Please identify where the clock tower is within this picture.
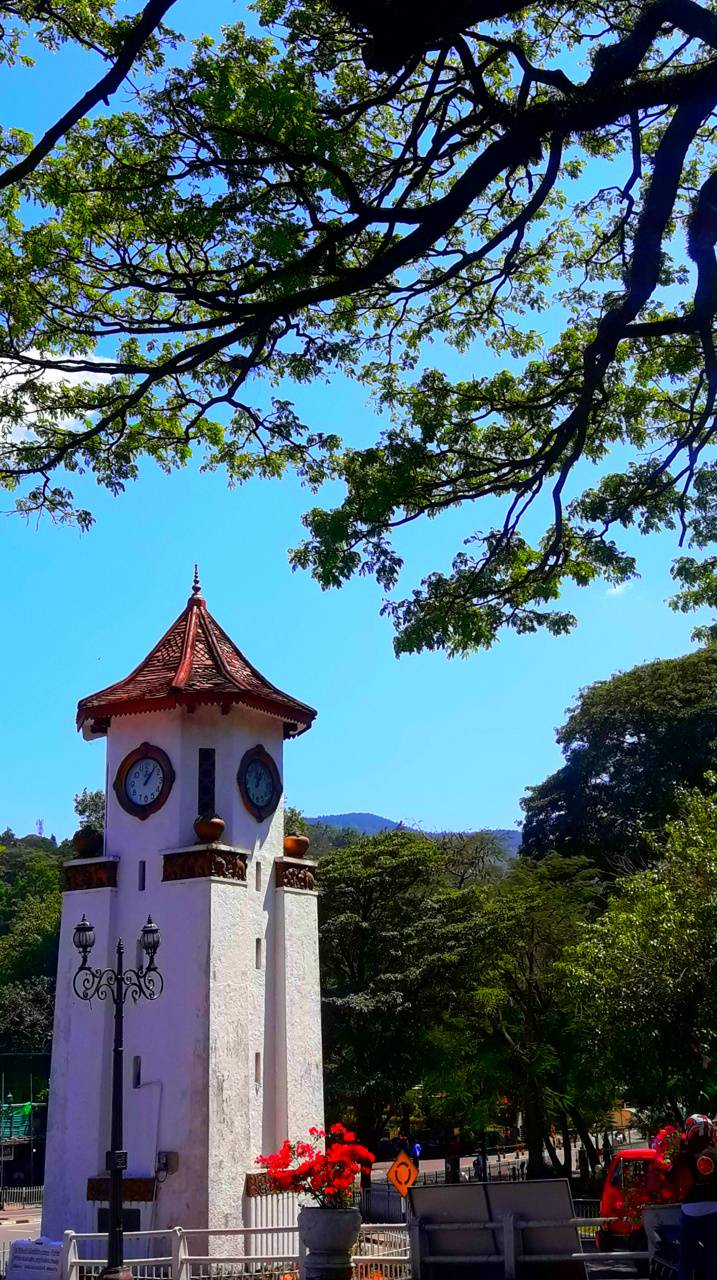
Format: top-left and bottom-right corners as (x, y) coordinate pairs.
(42, 573), (323, 1238)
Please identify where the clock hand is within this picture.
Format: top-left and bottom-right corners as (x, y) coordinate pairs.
(144, 765), (156, 785)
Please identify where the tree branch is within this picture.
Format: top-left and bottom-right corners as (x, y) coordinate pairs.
(0, 0), (177, 192)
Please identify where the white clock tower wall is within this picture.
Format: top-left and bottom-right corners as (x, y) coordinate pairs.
(101, 707), (286, 1230)
(42, 888), (115, 1236)
(43, 579), (322, 1240)
(103, 706), (285, 857)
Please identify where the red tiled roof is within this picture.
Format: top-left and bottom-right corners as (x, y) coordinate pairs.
(77, 578), (316, 738)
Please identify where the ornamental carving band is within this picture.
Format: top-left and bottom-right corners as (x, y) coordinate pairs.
(63, 860), (118, 893)
(245, 1172), (275, 1197)
(276, 861), (316, 891)
(162, 848), (247, 883)
(87, 1177), (156, 1203)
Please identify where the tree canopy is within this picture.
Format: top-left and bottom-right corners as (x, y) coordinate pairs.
(0, 827), (62, 1095)
(318, 829), (495, 1140)
(570, 784), (717, 1114)
(449, 852), (609, 1177)
(73, 787), (105, 833)
(5, 2), (717, 650)
(521, 643), (717, 872)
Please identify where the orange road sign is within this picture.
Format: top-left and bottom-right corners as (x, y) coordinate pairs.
(387, 1151), (418, 1197)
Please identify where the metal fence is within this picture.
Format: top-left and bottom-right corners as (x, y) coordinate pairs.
(573, 1198), (600, 1242)
(57, 1222), (411, 1280)
(1, 1185), (44, 1209)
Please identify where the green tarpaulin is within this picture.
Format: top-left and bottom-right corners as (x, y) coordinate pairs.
(0, 1103), (32, 1140)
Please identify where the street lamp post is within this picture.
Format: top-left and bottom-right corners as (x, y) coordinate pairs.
(72, 916), (163, 1280)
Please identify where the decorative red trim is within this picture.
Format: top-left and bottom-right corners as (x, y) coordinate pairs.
(171, 596), (201, 689)
(76, 590), (316, 736)
(245, 1172), (280, 1197)
(162, 847), (247, 882)
(80, 691), (310, 738)
(63, 860), (118, 892)
(113, 743), (175, 821)
(275, 859), (316, 891)
(237, 745), (282, 822)
(87, 1177), (155, 1203)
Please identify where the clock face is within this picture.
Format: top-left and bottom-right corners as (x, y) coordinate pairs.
(113, 743), (175, 820)
(125, 757), (165, 808)
(245, 759), (275, 809)
(238, 745), (282, 821)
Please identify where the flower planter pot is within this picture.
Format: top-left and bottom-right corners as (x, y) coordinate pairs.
(298, 1205), (361, 1280)
(72, 827), (103, 858)
(284, 833), (310, 858)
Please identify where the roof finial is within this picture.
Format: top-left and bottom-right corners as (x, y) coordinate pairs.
(192, 564), (201, 597)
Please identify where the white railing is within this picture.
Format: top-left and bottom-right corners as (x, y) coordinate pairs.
(1, 1185), (44, 1208)
(61, 1222), (410, 1280)
(353, 1225), (411, 1280)
(244, 1191), (299, 1257)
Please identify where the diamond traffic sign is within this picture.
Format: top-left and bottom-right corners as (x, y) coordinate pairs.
(387, 1150), (418, 1197)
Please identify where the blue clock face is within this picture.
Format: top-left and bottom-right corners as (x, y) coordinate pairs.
(115, 742), (175, 820)
(238, 746), (281, 820)
(245, 759), (275, 809)
(125, 757), (165, 807)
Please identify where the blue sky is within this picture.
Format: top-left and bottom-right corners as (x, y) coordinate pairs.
(1, 1), (711, 841)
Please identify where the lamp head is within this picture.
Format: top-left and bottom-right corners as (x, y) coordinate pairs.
(140, 916), (160, 966)
(73, 915), (95, 962)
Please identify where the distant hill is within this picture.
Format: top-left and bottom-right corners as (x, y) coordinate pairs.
(305, 812), (521, 855)
(307, 812), (401, 836)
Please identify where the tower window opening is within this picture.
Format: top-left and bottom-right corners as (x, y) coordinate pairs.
(255, 862), (261, 891)
(255, 1052), (261, 1086)
(255, 938), (262, 969)
(133, 1056), (142, 1089)
(138, 860), (146, 892)
(197, 747), (216, 817)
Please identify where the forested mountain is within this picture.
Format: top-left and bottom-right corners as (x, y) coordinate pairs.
(306, 812), (521, 855)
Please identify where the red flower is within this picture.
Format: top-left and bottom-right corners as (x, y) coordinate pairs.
(257, 1124), (375, 1208)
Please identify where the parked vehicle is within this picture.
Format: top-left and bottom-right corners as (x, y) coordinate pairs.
(596, 1148), (657, 1252)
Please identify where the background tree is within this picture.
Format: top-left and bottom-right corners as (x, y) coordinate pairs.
(454, 853), (607, 1178)
(7, 2), (717, 651)
(0, 847), (61, 983)
(0, 977), (55, 1054)
(284, 805), (309, 837)
(318, 830), (479, 1144)
(0, 1), (177, 187)
(521, 645), (717, 873)
(73, 787), (105, 833)
(437, 830), (511, 888)
(0, 828), (62, 1098)
(569, 784), (717, 1116)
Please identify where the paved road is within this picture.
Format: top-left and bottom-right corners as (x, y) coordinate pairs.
(373, 1154), (521, 1179)
(0, 1211), (41, 1249)
(373, 1150), (576, 1179)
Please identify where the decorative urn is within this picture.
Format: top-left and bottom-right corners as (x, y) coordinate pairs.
(71, 827), (103, 858)
(283, 833), (310, 858)
(194, 814), (226, 844)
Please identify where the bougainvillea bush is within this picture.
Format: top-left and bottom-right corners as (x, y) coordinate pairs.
(258, 1124), (374, 1207)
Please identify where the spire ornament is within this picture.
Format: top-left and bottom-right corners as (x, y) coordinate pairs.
(192, 564), (202, 597)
